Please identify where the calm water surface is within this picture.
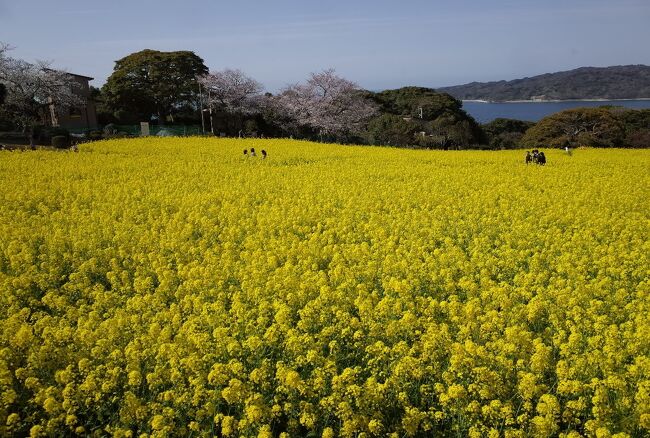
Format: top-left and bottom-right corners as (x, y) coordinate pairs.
(463, 100), (650, 123)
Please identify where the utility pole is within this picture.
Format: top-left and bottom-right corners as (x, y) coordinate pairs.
(208, 89), (214, 135)
(199, 82), (205, 134)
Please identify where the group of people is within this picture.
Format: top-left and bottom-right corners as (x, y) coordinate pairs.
(244, 148), (268, 159)
(525, 149), (546, 165)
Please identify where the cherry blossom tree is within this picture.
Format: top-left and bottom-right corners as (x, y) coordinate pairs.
(0, 42), (83, 136)
(198, 68), (264, 115)
(275, 69), (377, 140)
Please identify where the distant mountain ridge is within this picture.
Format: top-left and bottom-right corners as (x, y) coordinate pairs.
(438, 65), (650, 102)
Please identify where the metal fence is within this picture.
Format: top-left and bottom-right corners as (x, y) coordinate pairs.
(68, 125), (204, 137)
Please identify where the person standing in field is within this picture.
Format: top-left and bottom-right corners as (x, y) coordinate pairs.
(250, 148), (256, 157)
(261, 150), (267, 159)
(244, 149), (248, 157)
(538, 151), (546, 165)
(525, 151), (532, 164)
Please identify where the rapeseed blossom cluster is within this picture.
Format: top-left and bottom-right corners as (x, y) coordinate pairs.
(0, 138), (648, 437)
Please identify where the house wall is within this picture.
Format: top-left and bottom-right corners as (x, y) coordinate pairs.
(51, 75), (98, 130)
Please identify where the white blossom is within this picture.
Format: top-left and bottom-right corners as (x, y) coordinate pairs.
(0, 42), (83, 130)
(197, 68), (263, 115)
(275, 69), (377, 137)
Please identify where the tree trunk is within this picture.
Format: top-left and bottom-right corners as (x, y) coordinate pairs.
(29, 126), (36, 150)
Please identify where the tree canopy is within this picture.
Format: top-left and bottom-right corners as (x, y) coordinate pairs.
(102, 49), (208, 123)
(274, 69), (378, 141)
(521, 107), (627, 148)
(482, 118), (535, 149)
(369, 86), (463, 120)
(363, 87), (484, 148)
(198, 68), (263, 115)
(365, 114), (418, 146)
(0, 42), (83, 132)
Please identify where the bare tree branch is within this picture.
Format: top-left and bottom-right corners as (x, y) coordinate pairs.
(0, 43), (84, 131)
(197, 68), (263, 115)
(275, 69), (377, 139)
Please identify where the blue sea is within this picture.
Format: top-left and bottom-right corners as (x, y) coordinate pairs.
(462, 100), (650, 123)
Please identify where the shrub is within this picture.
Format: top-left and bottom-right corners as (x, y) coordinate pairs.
(627, 129), (650, 148)
(49, 127), (70, 139)
(88, 130), (104, 141)
(0, 116), (14, 131)
(483, 118), (535, 149)
(51, 135), (69, 149)
(103, 123), (118, 136)
(365, 114), (418, 147)
(521, 107), (625, 149)
(495, 132), (527, 149)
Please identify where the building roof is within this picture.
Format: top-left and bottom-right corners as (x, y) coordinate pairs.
(68, 72), (94, 80)
(42, 68), (93, 81)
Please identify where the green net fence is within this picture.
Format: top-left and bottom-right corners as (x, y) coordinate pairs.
(68, 125), (204, 137)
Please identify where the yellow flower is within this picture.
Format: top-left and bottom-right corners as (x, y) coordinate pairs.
(221, 416), (236, 436)
(151, 415), (166, 431)
(0, 139), (647, 436)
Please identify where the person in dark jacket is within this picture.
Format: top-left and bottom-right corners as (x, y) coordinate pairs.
(531, 149), (539, 164)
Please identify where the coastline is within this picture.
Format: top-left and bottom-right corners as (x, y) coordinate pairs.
(463, 98), (650, 103)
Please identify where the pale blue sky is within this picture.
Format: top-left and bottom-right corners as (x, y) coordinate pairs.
(1, 0), (649, 91)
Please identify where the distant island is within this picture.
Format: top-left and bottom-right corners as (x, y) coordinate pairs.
(438, 65), (650, 102)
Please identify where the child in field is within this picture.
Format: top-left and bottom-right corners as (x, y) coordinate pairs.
(525, 151), (532, 164)
(538, 151), (546, 165)
(261, 150), (267, 159)
(244, 149), (248, 157)
(250, 148), (256, 157)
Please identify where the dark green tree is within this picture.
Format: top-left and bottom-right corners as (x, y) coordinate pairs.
(102, 49), (208, 123)
(0, 83), (6, 105)
(368, 86), (463, 120)
(617, 108), (650, 133)
(365, 87), (486, 148)
(617, 108), (650, 148)
(365, 114), (418, 146)
(482, 118), (535, 149)
(521, 107), (626, 148)
(89, 86), (116, 125)
(427, 114), (480, 149)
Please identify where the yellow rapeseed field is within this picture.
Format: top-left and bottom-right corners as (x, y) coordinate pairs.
(0, 138), (648, 437)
